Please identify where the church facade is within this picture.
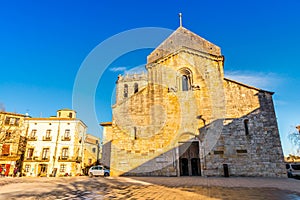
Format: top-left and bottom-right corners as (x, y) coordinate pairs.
(101, 26), (286, 177)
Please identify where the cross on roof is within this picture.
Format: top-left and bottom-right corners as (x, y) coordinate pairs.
(179, 13), (182, 27)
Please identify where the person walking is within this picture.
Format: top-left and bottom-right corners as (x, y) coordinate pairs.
(0, 167), (2, 177)
(13, 167), (18, 177)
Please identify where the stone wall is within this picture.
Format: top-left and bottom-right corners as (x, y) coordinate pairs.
(102, 26), (286, 177)
(200, 79), (286, 177)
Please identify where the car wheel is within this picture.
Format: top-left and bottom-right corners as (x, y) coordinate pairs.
(104, 172), (109, 177)
(89, 172), (93, 178)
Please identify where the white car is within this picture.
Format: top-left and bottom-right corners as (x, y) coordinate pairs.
(286, 163), (300, 178)
(88, 165), (110, 177)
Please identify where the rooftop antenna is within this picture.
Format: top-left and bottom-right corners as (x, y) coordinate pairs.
(179, 13), (182, 27)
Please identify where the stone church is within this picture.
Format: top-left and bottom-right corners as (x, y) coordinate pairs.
(101, 24), (286, 177)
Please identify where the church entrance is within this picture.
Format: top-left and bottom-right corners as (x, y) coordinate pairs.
(179, 141), (201, 176)
(180, 158), (189, 176)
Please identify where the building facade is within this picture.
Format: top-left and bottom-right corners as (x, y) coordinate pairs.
(0, 112), (27, 176)
(101, 26), (286, 177)
(82, 133), (101, 174)
(22, 109), (87, 177)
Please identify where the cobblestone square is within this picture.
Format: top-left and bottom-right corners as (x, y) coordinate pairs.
(0, 176), (299, 199)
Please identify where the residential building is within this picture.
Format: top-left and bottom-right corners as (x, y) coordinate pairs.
(101, 25), (286, 177)
(82, 134), (100, 175)
(22, 109), (87, 177)
(0, 111), (27, 176)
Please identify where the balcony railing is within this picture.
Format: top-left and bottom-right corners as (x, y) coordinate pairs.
(58, 156), (69, 161)
(42, 136), (52, 141)
(61, 136), (71, 141)
(76, 156), (82, 163)
(0, 153), (19, 158)
(41, 157), (50, 161)
(24, 156), (48, 162)
(27, 136), (37, 141)
(57, 156), (82, 162)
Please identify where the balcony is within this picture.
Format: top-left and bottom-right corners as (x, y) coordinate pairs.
(57, 156), (82, 163)
(27, 136), (37, 141)
(41, 157), (50, 161)
(58, 156), (69, 161)
(76, 156), (82, 163)
(61, 136), (71, 141)
(0, 153), (19, 160)
(23, 156), (49, 162)
(42, 136), (52, 141)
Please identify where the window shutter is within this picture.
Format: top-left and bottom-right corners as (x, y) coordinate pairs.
(2, 144), (10, 155)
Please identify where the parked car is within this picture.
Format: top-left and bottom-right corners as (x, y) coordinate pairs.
(286, 163), (300, 178)
(88, 165), (110, 177)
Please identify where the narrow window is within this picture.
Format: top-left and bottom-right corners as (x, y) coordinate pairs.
(134, 127), (137, 140)
(46, 129), (51, 139)
(25, 164), (30, 172)
(1, 144), (10, 155)
(5, 131), (12, 139)
(4, 117), (10, 125)
(42, 148), (50, 160)
(236, 149), (248, 153)
(61, 148), (68, 159)
(30, 129), (37, 138)
(134, 83), (138, 93)
(214, 150), (224, 155)
(69, 112), (72, 118)
(124, 84), (128, 98)
(60, 164), (66, 172)
(64, 129), (70, 140)
(27, 148), (34, 159)
(15, 118), (20, 126)
(182, 75), (189, 91)
(244, 119), (249, 135)
(9, 117), (16, 125)
(92, 147), (96, 153)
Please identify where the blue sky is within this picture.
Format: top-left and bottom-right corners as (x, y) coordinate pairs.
(0, 0), (299, 156)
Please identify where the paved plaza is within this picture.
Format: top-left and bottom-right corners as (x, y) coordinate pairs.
(0, 176), (299, 199)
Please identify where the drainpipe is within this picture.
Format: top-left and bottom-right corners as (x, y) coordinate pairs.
(81, 125), (86, 174)
(52, 120), (60, 177)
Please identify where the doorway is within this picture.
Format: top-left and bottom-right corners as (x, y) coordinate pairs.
(38, 164), (48, 176)
(180, 158), (189, 176)
(191, 158), (200, 176)
(179, 141), (201, 176)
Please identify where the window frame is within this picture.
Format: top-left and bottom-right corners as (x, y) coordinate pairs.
(60, 164), (66, 172)
(124, 84), (128, 98)
(134, 83), (139, 93)
(42, 148), (50, 160)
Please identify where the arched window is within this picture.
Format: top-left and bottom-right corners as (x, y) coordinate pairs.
(124, 84), (128, 98)
(134, 83), (138, 93)
(178, 68), (192, 91)
(182, 75), (189, 91)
